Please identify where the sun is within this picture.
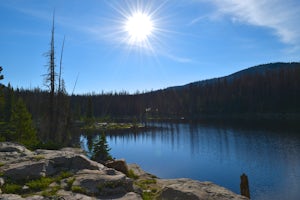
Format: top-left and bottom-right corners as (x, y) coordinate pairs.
(124, 11), (154, 44)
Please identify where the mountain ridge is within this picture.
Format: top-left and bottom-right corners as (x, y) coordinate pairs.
(165, 62), (300, 91)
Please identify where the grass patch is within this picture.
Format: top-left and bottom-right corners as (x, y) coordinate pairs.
(33, 155), (45, 161)
(41, 185), (61, 197)
(142, 191), (155, 200)
(66, 177), (75, 190)
(138, 179), (157, 185)
(71, 185), (86, 194)
(136, 179), (159, 200)
(128, 169), (139, 180)
(26, 177), (53, 191)
(104, 181), (122, 189)
(55, 171), (73, 183)
(0, 162), (5, 167)
(2, 183), (22, 194)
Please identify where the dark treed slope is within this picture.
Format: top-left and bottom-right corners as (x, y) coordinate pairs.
(14, 62), (300, 121)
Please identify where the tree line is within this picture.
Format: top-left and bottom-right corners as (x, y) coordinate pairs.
(11, 62), (300, 124)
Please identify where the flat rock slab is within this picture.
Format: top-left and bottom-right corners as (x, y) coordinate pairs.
(158, 178), (249, 200)
(73, 169), (133, 196)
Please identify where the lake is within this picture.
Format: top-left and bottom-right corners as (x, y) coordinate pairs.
(80, 122), (300, 200)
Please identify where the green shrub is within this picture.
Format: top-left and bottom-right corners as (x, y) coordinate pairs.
(66, 177), (75, 190)
(26, 177), (53, 191)
(41, 185), (61, 197)
(142, 191), (154, 200)
(71, 186), (86, 194)
(2, 183), (22, 194)
(32, 141), (63, 150)
(128, 169), (139, 180)
(138, 179), (157, 185)
(59, 171), (73, 179)
(55, 171), (73, 183)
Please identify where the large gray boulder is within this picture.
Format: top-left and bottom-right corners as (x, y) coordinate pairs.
(0, 142), (31, 154)
(3, 160), (48, 180)
(2, 149), (105, 181)
(72, 169), (134, 197)
(0, 142), (33, 165)
(158, 178), (249, 200)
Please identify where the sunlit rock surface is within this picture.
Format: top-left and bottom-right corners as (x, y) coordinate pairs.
(0, 142), (248, 200)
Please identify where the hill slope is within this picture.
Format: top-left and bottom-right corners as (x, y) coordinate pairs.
(15, 62), (300, 120)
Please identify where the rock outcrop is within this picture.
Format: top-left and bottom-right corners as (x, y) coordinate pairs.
(128, 164), (249, 200)
(105, 159), (129, 175)
(0, 142), (137, 200)
(0, 142), (248, 200)
(158, 179), (249, 200)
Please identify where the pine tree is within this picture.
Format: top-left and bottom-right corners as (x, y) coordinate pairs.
(85, 97), (94, 125)
(91, 133), (112, 163)
(10, 98), (38, 148)
(0, 66), (3, 81)
(0, 66), (4, 118)
(0, 66), (5, 140)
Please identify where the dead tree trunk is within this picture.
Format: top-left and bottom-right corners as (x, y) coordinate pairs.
(240, 173), (250, 198)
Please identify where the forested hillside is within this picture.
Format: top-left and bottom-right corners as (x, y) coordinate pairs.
(14, 62), (300, 121)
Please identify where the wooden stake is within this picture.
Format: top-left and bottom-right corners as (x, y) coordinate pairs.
(240, 173), (250, 198)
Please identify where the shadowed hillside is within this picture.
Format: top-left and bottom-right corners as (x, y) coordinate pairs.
(13, 62), (300, 121)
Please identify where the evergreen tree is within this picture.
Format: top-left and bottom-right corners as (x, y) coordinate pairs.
(0, 66), (5, 140)
(10, 98), (38, 148)
(3, 83), (14, 122)
(0, 66), (4, 119)
(91, 133), (112, 163)
(0, 66), (3, 81)
(85, 97), (94, 125)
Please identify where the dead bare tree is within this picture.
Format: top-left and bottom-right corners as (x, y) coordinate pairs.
(43, 12), (57, 141)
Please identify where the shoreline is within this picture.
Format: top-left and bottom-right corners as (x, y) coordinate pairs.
(0, 142), (249, 200)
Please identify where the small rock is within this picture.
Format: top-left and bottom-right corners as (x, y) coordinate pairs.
(0, 194), (24, 200)
(114, 192), (143, 200)
(105, 169), (116, 175)
(22, 185), (30, 192)
(106, 159), (129, 175)
(0, 177), (5, 186)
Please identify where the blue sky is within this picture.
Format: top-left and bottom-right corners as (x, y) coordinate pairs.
(0, 0), (299, 94)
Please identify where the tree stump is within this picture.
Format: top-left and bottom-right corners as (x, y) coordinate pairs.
(240, 173), (250, 198)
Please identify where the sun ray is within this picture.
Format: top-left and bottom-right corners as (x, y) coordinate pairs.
(124, 11), (154, 44)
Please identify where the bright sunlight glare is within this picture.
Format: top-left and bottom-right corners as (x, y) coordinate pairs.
(124, 11), (154, 44)
(107, 0), (169, 53)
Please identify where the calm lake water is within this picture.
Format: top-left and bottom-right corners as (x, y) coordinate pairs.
(80, 122), (300, 200)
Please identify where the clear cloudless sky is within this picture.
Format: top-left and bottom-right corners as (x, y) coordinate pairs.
(0, 0), (300, 94)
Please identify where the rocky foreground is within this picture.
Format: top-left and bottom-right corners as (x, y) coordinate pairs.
(0, 142), (248, 200)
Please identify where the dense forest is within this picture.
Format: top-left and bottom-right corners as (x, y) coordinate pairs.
(71, 62), (300, 120)
(1, 62), (300, 146)
(8, 62), (300, 121)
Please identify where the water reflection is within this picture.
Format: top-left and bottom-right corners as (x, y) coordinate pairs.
(80, 122), (300, 200)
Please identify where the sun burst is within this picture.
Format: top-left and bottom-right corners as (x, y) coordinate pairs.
(104, 0), (169, 54)
(125, 11), (154, 44)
